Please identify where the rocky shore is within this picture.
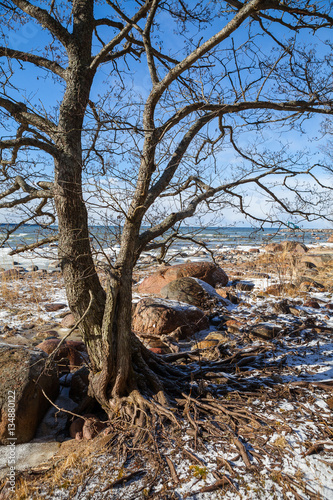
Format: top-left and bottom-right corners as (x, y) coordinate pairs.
(0, 238), (333, 499)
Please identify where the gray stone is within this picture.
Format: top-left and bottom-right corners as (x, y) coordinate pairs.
(250, 324), (282, 339)
(300, 254), (333, 267)
(160, 277), (225, 309)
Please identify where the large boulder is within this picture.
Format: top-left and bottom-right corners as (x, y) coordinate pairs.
(132, 297), (209, 338)
(160, 277), (226, 309)
(264, 241), (308, 254)
(300, 253), (333, 268)
(137, 261), (228, 294)
(0, 345), (59, 444)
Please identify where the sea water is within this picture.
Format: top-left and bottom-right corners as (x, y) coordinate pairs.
(0, 224), (330, 270)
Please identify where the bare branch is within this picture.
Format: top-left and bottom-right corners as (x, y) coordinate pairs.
(90, 0), (153, 71)
(145, 0), (264, 117)
(0, 175), (53, 208)
(0, 136), (59, 158)
(0, 97), (56, 134)
(0, 47), (66, 79)
(9, 0), (72, 48)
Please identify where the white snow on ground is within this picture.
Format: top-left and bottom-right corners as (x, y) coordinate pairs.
(0, 243), (333, 499)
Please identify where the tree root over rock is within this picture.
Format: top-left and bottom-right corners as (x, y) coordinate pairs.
(2, 341), (333, 499)
(2, 381), (332, 499)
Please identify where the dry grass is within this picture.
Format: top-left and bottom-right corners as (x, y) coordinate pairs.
(13, 436), (111, 499)
(272, 435), (289, 449)
(0, 272), (63, 309)
(255, 251), (297, 284)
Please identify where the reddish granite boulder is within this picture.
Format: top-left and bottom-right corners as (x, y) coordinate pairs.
(0, 345), (59, 444)
(36, 338), (88, 371)
(138, 261), (228, 294)
(132, 297), (209, 338)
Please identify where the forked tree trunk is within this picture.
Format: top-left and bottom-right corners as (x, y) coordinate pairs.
(52, 23), (171, 414)
(54, 153), (166, 413)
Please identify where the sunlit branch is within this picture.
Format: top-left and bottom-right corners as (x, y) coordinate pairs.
(9, 0), (72, 48)
(0, 47), (66, 78)
(0, 97), (56, 134)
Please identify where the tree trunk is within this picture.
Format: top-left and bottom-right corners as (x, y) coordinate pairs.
(54, 166), (171, 414)
(52, 14), (178, 415)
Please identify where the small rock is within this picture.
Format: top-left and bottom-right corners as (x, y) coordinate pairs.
(303, 299), (321, 309)
(297, 277), (325, 291)
(205, 332), (229, 342)
(146, 339), (171, 354)
(250, 324), (282, 339)
(69, 415), (107, 441)
(0, 268), (22, 279)
(273, 300), (291, 315)
(193, 339), (220, 350)
(36, 338), (88, 371)
(265, 241), (308, 254)
(82, 417), (107, 440)
(26, 264), (39, 272)
(44, 303), (67, 312)
(289, 307), (302, 317)
(61, 313), (76, 328)
(225, 319), (244, 334)
(235, 281), (255, 292)
(266, 284), (295, 296)
(216, 288), (240, 304)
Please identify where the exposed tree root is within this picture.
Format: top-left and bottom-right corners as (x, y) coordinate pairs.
(6, 381), (332, 500)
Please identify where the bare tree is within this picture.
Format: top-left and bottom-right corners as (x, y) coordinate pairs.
(0, 0), (332, 419)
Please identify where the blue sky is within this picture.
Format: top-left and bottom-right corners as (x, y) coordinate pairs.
(0, 1), (332, 229)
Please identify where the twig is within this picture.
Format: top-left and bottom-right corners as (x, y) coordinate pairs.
(185, 477), (232, 497)
(164, 455), (179, 484)
(216, 457), (236, 477)
(183, 448), (205, 465)
(233, 437), (252, 468)
(101, 469), (147, 491)
(45, 290), (94, 366)
(40, 387), (90, 420)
